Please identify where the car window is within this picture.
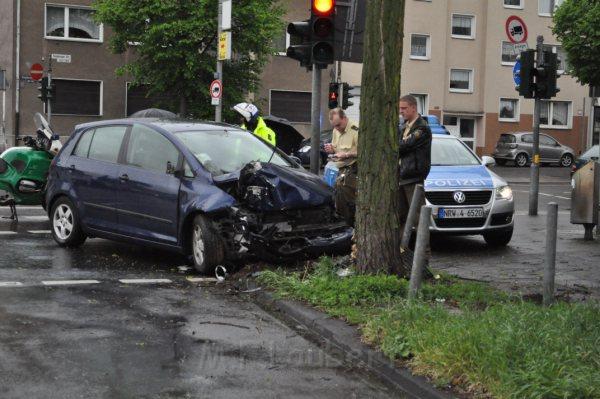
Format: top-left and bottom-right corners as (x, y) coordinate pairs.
(73, 129), (94, 158)
(175, 129), (291, 176)
(499, 134), (516, 144)
(540, 135), (557, 146)
(431, 137), (481, 166)
(88, 126), (128, 163)
(521, 134), (533, 143)
(126, 124), (180, 174)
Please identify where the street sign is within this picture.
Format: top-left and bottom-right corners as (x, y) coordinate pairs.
(513, 60), (521, 86)
(29, 63), (44, 81)
(210, 79), (222, 105)
(218, 31), (232, 61)
(505, 15), (528, 44)
(221, 0), (232, 31)
(51, 53), (71, 63)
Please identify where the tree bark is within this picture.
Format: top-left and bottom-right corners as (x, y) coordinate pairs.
(355, 0), (409, 276)
(179, 96), (188, 116)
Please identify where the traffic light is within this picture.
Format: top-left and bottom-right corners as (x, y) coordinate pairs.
(287, 20), (312, 68)
(536, 51), (560, 99)
(341, 82), (354, 109)
(37, 77), (49, 104)
(328, 82), (339, 109)
(517, 50), (535, 99)
(311, 0), (335, 67)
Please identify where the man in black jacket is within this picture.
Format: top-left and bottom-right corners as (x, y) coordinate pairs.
(398, 95), (432, 236)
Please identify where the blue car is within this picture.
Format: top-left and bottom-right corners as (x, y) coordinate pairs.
(425, 134), (515, 246)
(45, 119), (353, 273)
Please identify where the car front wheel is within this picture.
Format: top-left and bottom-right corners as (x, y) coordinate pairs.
(560, 154), (574, 168)
(515, 153), (529, 167)
(483, 227), (513, 247)
(51, 197), (86, 247)
(191, 214), (225, 274)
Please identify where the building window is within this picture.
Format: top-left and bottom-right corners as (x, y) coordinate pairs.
(540, 101), (571, 128)
(51, 79), (102, 116)
(499, 98), (519, 122)
(539, 0), (564, 16)
(501, 41), (521, 65)
(504, 0), (523, 8)
(45, 5), (103, 42)
(410, 34), (430, 60)
(542, 44), (569, 73)
(449, 69), (473, 93)
(451, 14), (475, 39)
(270, 90), (311, 123)
(410, 93), (429, 115)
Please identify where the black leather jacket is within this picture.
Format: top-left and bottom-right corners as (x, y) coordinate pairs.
(399, 116), (432, 184)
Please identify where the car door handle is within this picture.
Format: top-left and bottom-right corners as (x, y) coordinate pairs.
(119, 174), (129, 181)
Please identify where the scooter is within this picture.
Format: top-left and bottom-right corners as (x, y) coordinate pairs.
(0, 113), (62, 221)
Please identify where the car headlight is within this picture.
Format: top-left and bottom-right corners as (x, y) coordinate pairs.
(495, 185), (513, 201)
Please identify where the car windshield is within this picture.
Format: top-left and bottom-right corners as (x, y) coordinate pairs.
(582, 145), (600, 159)
(431, 137), (481, 166)
(175, 129), (291, 176)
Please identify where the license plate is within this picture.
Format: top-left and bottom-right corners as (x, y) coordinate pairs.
(438, 207), (484, 219)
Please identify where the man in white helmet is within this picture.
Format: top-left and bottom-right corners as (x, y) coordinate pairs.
(233, 102), (277, 146)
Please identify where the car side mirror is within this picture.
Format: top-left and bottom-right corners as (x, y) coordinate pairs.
(481, 156), (496, 167)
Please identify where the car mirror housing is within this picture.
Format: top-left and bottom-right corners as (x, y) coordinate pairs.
(481, 156), (496, 167)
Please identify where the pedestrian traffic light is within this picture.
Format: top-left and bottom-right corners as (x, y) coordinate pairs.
(536, 51), (560, 99)
(37, 77), (49, 104)
(287, 20), (312, 68)
(517, 50), (535, 99)
(341, 83), (354, 109)
(328, 82), (339, 109)
(311, 0), (335, 67)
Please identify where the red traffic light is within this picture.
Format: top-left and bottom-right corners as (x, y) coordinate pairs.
(329, 92), (337, 100)
(313, 0), (335, 15)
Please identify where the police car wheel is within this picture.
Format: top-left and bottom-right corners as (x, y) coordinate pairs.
(190, 214), (224, 274)
(515, 153), (528, 167)
(483, 227), (513, 247)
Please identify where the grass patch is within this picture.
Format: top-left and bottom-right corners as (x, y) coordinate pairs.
(257, 257), (600, 398)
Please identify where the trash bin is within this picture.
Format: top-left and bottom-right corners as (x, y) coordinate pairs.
(570, 161), (600, 240)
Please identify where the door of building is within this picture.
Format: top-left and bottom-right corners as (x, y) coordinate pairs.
(443, 115), (476, 149)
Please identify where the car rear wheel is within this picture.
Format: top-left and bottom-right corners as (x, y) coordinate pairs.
(560, 154), (574, 168)
(191, 214), (224, 274)
(515, 153), (529, 167)
(483, 227), (513, 247)
(51, 197), (86, 247)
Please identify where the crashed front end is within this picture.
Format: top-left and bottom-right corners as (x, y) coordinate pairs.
(213, 162), (353, 260)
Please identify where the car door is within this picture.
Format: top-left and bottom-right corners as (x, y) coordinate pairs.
(116, 123), (182, 244)
(67, 125), (129, 232)
(540, 135), (561, 162)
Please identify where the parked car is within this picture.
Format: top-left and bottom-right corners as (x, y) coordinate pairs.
(293, 130), (333, 167)
(572, 145), (599, 175)
(421, 115), (451, 135)
(426, 134), (514, 246)
(492, 132), (575, 167)
(45, 119), (353, 273)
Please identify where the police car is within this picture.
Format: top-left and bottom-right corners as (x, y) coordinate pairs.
(426, 134), (514, 246)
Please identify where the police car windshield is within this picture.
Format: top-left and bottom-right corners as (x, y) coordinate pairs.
(431, 137), (481, 166)
(175, 129), (290, 176)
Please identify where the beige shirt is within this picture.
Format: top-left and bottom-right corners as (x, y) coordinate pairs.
(332, 120), (359, 168)
(402, 118), (417, 140)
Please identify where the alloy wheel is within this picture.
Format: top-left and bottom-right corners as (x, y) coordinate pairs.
(53, 204), (74, 240)
(193, 224), (205, 266)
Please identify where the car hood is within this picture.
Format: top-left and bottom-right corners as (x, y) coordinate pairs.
(214, 162), (334, 211)
(425, 165), (505, 190)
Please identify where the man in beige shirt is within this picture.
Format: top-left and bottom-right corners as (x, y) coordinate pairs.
(324, 108), (359, 225)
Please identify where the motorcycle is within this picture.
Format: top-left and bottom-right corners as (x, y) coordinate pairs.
(0, 113), (62, 221)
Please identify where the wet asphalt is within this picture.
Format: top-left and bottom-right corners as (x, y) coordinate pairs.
(0, 208), (397, 399)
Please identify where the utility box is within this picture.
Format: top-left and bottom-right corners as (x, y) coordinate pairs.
(571, 161), (600, 240)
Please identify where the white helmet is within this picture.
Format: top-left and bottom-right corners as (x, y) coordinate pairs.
(233, 102), (259, 122)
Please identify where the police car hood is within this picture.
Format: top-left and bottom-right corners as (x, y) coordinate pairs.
(425, 165), (504, 190)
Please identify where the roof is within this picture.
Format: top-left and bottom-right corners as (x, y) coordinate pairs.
(74, 118), (243, 133)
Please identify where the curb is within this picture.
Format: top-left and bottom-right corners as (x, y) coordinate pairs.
(506, 179), (569, 185)
(252, 288), (455, 399)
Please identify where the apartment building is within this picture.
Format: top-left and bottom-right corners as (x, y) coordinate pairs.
(341, 0), (595, 156)
(0, 0), (329, 146)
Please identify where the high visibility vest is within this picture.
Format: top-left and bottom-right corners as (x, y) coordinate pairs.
(242, 117), (276, 146)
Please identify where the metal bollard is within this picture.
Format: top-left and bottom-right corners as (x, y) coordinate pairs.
(543, 202), (558, 306)
(401, 184), (424, 249)
(408, 206), (432, 300)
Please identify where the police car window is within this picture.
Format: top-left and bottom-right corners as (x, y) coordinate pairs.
(127, 124), (180, 174)
(175, 129), (290, 176)
(88, 126), (127, 163)
(431, 138), (481, 166)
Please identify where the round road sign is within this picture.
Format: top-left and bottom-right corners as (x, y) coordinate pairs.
(210, 80), (222, 99)
(513, 60), (521, 86)
(505, 15), (528, 44)
(30, 63), (44, 81)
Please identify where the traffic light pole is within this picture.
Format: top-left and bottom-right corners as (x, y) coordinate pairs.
(215, 0), (223, 123)
(47, 56), (52, 124)
(528, 35), (544, 216)
(310, 66), (322, 175)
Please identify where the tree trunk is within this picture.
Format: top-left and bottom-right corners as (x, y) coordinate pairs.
(179, 96), (188, 116)
(355, 0), (409, 276)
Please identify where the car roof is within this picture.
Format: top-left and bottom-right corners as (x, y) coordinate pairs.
(74, 118), (242, 133)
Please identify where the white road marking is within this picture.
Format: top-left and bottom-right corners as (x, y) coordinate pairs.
(42, 280), (100, 286)
(17, 216), (49, 222)
(186, 277), (217, 283)
(0, 231), (17, 235)
(118, 278), (172, 284)
(0, 282), (23, 287)
(28, 230), (52, 234)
